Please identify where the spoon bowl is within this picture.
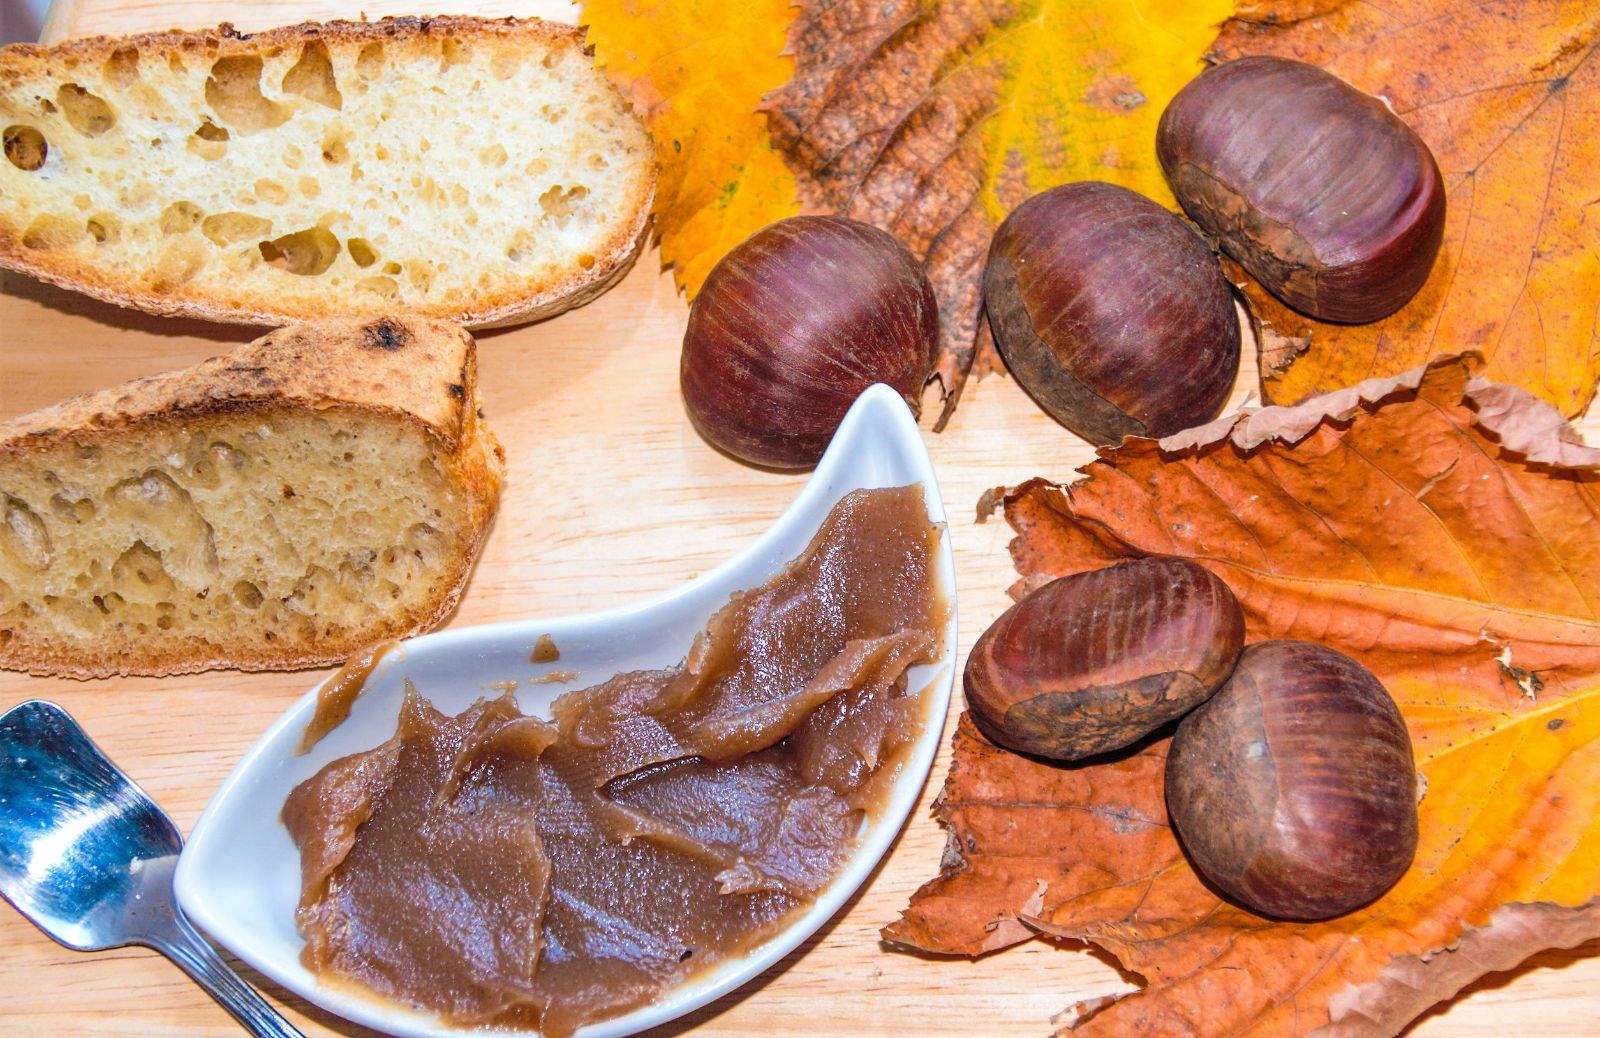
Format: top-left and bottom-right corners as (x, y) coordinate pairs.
(0, 700), (182, 952)
(0, 700), (302, 1037)
(175, 384), (957, 1038)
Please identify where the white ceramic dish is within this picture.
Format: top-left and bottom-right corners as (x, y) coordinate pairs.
(174, 383), (957, 1038)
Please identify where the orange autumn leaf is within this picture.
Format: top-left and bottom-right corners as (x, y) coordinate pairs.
(1210, 0), (1600, 416)
(888, 356), (1600, 1036)
(764, 0), (1232, 426)
(582, 0), (800, 296)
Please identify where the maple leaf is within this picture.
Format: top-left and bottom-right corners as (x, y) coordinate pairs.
(1210, 0), (1600, 418)
(582, 0), (801, 296)
(888, 356), (1600, 1036)
(763, 0), (1233, 427)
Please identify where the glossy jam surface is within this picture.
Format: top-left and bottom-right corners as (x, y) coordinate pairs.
(295, 639), (399, 755)
(282, 485), (946, 1035)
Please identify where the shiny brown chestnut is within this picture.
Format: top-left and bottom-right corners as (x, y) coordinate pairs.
(1158, 56), (1446, 323)
(1166, 640), (1419, 921)
(680, 215), (938, 470)
(965, 557), (1244, 761)
(983, 182), (1240, 446)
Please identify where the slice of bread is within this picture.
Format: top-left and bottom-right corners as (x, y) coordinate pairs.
(0, 316), (505, 678)
(0, 17), (653, 326)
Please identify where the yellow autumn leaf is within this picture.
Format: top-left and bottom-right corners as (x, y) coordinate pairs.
(974, 0), (1235, 217)
(1210, 0), (1600, 418)
(582, 0), (801, 296)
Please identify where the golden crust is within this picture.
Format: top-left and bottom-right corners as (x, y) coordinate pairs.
(0, 17), (655, 328)
(0, 316), (506, 679)
(2, 317), (476, 450)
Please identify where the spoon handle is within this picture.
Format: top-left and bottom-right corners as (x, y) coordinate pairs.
(153, 912), (305, 1038)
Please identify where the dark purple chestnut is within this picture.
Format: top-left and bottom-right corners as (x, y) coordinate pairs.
(965, 556), (1244, 761)
(1166, 640), (1418, 920)
(680, 215), (938, 470)
(1157, 55), (1446, 323)
(983, 181), (1240, 446)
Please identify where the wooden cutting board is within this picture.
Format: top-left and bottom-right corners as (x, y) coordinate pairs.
(2, 3), (1596, 1035)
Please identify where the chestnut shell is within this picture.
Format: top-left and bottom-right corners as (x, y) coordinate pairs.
(983, 181), (1241, 445)
(1157, 56), (1446, 323)
(965, 557), (1244, 761)
(1165, 640), (1419, 921)
(680, 215), (938, 470)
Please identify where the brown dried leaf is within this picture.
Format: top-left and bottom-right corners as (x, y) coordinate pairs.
(1319, 901), (1600, 1037)
(889, 356), (1600, 1036)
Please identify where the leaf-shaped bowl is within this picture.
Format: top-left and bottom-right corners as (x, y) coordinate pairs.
(173, 384), (956, 1038)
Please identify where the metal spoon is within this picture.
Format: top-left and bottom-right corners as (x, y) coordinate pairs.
(0, 699), (302, 1037)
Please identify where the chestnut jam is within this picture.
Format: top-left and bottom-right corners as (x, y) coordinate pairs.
(282, 485), (947, 1035)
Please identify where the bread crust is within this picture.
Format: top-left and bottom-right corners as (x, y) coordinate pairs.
(0, 316), (506, 679)
(0, 17), (655, 328)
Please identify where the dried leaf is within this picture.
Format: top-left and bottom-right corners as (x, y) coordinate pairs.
(583, 0), (801, 295)
(764, 0), (1233, 426)
(1320, 900), (1600, 1037)
(889, 356), (1600, 1036)
(884, 713), (1172, 959)
(1210, 0), (1600, 417)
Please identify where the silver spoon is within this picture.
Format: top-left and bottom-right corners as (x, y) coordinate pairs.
(0, 699), (302, 1037)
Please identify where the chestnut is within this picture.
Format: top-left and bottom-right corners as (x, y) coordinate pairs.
(964, 557), (1244, 761)
(680, 215), (938, 470)
(983, 182), (1240, 445)
(1165, 640), (1418, 920)
(1157, 56), (1446, 323)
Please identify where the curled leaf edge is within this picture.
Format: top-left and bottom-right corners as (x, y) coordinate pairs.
(1033, 897), (1600, 1035)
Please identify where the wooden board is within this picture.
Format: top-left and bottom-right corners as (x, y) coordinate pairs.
(2, 3), (1597, 1035)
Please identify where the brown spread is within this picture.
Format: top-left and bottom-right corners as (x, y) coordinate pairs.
(531, 634), (560, 663)
(281, 485), (946, 1035)
(296, 640), (400, 755)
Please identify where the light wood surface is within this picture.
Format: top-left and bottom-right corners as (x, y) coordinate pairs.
(3, 3), (1598, 1036)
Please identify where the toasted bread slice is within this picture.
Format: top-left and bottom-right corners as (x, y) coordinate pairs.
(0, 17), (653, 326)
(0, 316), (505, 678)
